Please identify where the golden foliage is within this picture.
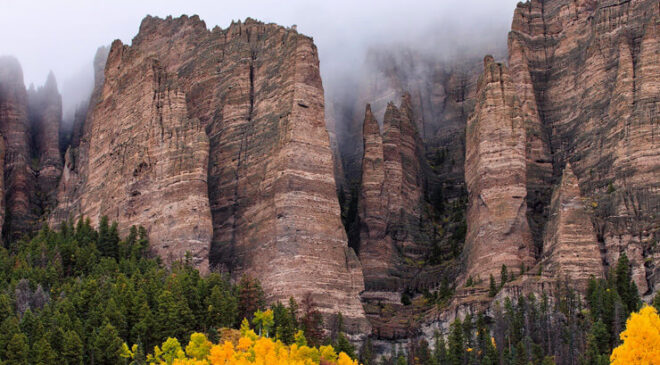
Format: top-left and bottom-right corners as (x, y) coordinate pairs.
(610, 305), (660, 365)
(131, 329), (359, 365)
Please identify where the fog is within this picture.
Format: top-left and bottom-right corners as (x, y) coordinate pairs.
(0, 0), (520, 122)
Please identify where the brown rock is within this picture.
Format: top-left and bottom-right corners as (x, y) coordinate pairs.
(27, 71), (63, 209)
(541, 163), (604, 291)
(51, 15), (369, 332)
(509, 0), (659, 294)
(0, 56), (38, 240)
(464, 56), (535, 283)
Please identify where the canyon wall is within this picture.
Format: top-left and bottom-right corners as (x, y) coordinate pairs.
(464, 56), (536, 283)
(541, 163), (604, 291)
(27, 71), (63, 210)
(0, 57), (38, 240)
(507, 0), (659, 295)
(51, 15), (369, 331)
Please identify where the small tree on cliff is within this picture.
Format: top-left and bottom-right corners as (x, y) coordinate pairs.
(489, 275), (498, 297)
(614, 253), (640, 315)
(237, 275), (265, 323)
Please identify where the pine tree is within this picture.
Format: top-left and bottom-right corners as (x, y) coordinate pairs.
(433, 332), (448, 365)
(32, 337), (57, 365)
(92, 323), (123, 365)
(447, 319), (464, 365)
(360, 337), (374, 365)
(207, 285), (238, 329)
(5, 333), (29, 365)
(61, 330), (84, 365)
(335, 332), (356, 359)
(615, 254), (640, 314)
(488, 275), (497, 297)
(97, 216), (119, 259)
(237, 276), (265, 322)
(500, 265), (508, 288)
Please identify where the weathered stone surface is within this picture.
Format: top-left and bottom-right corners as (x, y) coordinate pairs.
(541, 163), (604, 290)
(51, 46), (109, 228)
(509, 0), (659, 294)
(0, 56), (38, 240)
(357, 104), (389, 289)
(464, 56), (535, 283)
(82, 42), (213, 271)
(335, 47), (488, 193)
(27, 71), (63, 210)
(51, 15), (369, 332)
(357, 95), (432, 291)
(0, 137), (5, 230)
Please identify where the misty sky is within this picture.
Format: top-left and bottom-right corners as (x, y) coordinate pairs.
(0, 0), (520, 119)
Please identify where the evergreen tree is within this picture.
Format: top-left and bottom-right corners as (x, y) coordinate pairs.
(207, 285), (238, 329)
(97, 216), (119, 259)
(447, 319), (464, 365)
(92, 323), (123, 365)
(615, 254), (640, 314)
(433, 332), (448, 365)
(237, 276), (265, 322)
(360, 337), (374, 365)
(32, 337), (57, 365)
(5, 333), (29, 365)
(488, 275), (497, 297)
(335, 332), (356, 359)
(61, 330), (84, 365)
(272, 300), (297, 344)
(500, 264), (508, 288)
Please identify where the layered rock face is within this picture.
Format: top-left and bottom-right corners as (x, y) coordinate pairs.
(52, 15), (369, 331)
(358, 96), (445, 338)
(509, 0), (659, 294)
(464, 56), (535, 282)
(541, 163), (603, 290)
(51, 46), (109, 228)
(27, 72), (63, 209)
(358, 96), (429, 292)
(0, 57), (38, 240)
(79, 42), (212, 271)
(334, 48), (488, 191)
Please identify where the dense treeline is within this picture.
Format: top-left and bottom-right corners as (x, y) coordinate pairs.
(0, 219), (357, 364)
(380, 255), (654, 365)
(0, 219), (655, 364)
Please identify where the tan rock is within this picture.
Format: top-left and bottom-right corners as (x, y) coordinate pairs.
(51, 15), (370, 332)
(464, 56), (535, 283)
(0, 56), (38, 240)
(509, 0), (659, 294)
(541, 163), (604, 291)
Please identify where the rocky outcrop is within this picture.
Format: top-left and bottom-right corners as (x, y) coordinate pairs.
(51, 15), (369, 332)
(0, 56), (38, 240)
(80, 42), (213, 271)
(51, 46), (108, 229)
(357, 104), (389, 289)
(358, 95), (431, 291)
(464, 56), (535, 283)
(27, 71), (63, 210)
(541, 163), (604, 290)
(335, 48), (488, 193)
(509, 0), (659, 295)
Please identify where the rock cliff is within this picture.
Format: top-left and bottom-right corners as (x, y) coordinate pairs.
(464, 56), (536, 283)
(0, 56), (38, 240)
(508, 0), (659, 295)
(541, 163), (604, 290)
(51, 15), (369, 332)
(27, 71), (63, 210)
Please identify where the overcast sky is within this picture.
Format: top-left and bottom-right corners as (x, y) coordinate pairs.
(0, 0), (520, 119)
